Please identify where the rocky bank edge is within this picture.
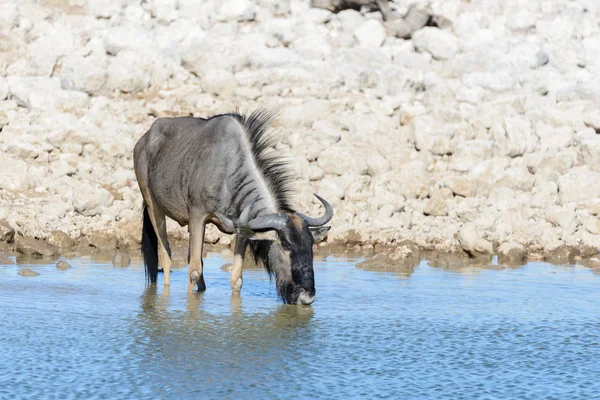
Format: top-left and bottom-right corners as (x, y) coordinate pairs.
(1, 0), (600, 264)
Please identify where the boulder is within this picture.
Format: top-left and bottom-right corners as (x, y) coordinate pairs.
(557, 167), (600, 205)
(0, 219), (15, 243)
(491, 117), (536, 158)
(412, 27), (459, 60)
(424, 188), (451, 217)
(546, 245), (580, 265)
(48, 231), (76, 248)
(19, 268), (40, 277)
(16, 237), (59, 257)
(0, 154), (31, 191)
(56, 260), (72, 271)
(74, 186), (114, 217)
(354, 19), (386, 48)
(497, 242), (526, 265)
(60, 56), (107, 95)
(446, 176), (478, 197)
(88, 0), (124, 18)
(458, 223), (493, 256)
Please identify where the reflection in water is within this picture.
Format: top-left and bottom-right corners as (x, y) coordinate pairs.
(135, 284), (316, 397)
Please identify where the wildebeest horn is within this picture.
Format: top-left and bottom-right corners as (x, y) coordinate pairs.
(247, 213), (289, 231)
(297, 194), (333, 227)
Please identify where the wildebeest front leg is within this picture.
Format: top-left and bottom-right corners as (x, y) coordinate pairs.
(230, 235), (248, 293)
(188, 213), (207, 293)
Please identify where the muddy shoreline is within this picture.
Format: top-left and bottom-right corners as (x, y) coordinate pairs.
(2, 223), (599, 274)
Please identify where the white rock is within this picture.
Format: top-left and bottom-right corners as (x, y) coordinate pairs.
(491, 116), (536, 158)
(290, 35), (332, 60)
(103, 25), (152, 56)
(7, 77), (89, 111)
(256, 0), (290, 16)
(497, 242), (526, 264)
(74, 185), (115, 217)
(249, 47), (300, 68)
(42, 203), (72, 219)
(181, 37), (248, 77)
(446, 176), (478, 197)
(201, 69), (235, 96)
(106, 51), (150, 93)
(146, 0), (179, 23)
(496, 166), (535, 192)
(353, 19), (386, 48)
(88, 0), (124, 18)
(0, 3), (18, 32)
(410, 114), (453, 155)
(60, 56), (107, 95)
(0, 79), (8, 101)
(424, 188), (451, 217)
(557, 167), (600, 205)
(412, 27), (458, 60)
(366, 153), (390, 176)
(0, 155), (29, 191)
(317, 146), (368, 176)
(336, 9), (364, 33)
(217, 0), (255, 22)
(458, 223), (493, 256)
(585, 218), (600, 235)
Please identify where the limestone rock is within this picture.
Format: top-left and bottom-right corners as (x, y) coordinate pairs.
(424, 189), (451, 217)
(16, 237), (59, 258)
(458, 224), (493, 256)
(497, 242), (526, 265)
(74, 186), (114, 217)
(491, 117), (536, 158)
(60, 56), (107, 95)
(56, 260), (72, 270)
(80, 232), (118, 250)
(354, 19), (386, 48)
(412, 27), (459, 60)
(88, 0), (124, 18)
(557, 168), (600, 205)
(546, 245), (580, 265)
(446, 176), (477, 197)
(0, 154), (30, 191)
(0, 219), (15, 243)
(19, 268), (40, 277)
(48, 231), (76, 248)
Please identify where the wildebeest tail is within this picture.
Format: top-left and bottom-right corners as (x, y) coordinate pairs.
(142, 203), (159, 283)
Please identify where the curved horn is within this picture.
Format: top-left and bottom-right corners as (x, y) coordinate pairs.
(247, 213), (289, 231)
(297, 194), (333, 227)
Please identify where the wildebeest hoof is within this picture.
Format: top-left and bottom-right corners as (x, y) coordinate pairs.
(231, 277), (243, 292)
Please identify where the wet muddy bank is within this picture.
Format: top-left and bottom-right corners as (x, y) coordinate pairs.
(2, 222), (599, 274)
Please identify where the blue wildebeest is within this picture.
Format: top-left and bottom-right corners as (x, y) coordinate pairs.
(133, 110), (333, 305)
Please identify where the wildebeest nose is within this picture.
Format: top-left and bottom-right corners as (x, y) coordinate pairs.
(298, 291), (315, 305)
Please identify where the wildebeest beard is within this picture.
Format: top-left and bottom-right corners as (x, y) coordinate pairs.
(249, 238), (315, 304)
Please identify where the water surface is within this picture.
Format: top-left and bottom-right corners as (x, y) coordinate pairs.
(1, 255), (599, 399)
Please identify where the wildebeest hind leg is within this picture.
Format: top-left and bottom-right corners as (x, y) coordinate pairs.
(230, 234), (248, 293)
(150, 206), (172, 286)
(188, 212), (207, 293)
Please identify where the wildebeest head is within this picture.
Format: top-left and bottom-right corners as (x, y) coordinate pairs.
(245, 195), (333, 305)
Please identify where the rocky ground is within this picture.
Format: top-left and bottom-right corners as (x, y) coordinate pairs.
(1, 0), (600, 265)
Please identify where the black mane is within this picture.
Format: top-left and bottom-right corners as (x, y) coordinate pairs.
(211, 109), (295, 213)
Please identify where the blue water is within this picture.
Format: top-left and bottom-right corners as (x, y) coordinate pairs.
(0, 255), (598, 399)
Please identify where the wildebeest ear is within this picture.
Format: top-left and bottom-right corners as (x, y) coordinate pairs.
(310, 226), (330, 241)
